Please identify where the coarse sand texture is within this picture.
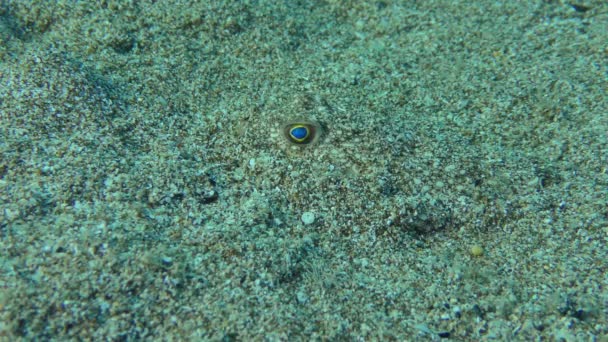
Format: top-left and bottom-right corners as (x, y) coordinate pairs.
(1, 1), (607, 340)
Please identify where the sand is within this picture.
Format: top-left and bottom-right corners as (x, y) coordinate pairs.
(1, 0), (607, 340)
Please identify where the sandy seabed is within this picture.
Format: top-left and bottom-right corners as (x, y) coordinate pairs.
(1, 1), (607, 340)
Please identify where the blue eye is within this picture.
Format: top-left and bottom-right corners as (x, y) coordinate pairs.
(289, 126), (310, 142)
(282, 120), (322, 145)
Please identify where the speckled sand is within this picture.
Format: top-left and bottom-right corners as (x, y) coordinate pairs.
(1, 1), (607, 340)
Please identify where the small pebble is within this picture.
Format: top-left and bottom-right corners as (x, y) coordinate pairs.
(470, 245), (484, 257)
(301, 211), (316, 225)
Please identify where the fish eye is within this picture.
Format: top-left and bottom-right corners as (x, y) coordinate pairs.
(282, 120), (322, 145)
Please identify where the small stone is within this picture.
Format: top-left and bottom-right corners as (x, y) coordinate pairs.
(161, 257), (173, 266)
(470, 245), (484, 257)
(301, 211), (316, 225)
(296, 291), (309, 304)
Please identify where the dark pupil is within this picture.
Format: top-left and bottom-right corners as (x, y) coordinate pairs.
(291, 127), (308, 139)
